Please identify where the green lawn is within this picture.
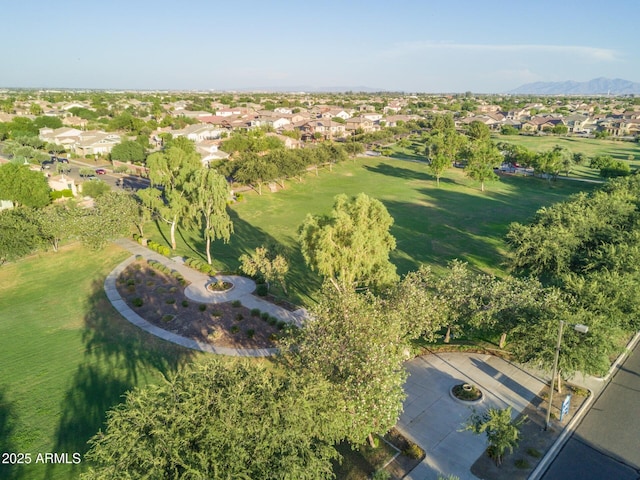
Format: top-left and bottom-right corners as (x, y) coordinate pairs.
(147, 157), (595, 305)
(0, 244), (201, 480)
(491, 134), (640, 179)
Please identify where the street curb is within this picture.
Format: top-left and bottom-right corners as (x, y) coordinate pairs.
(528, 329), (640, 480)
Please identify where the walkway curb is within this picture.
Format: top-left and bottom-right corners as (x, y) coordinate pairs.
(528, 329), (640, 480)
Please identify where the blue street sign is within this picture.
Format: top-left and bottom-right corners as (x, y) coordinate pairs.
(560, 394), (572, 422)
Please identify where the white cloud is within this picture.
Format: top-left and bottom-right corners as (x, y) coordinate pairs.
(380, 41), (621, 62)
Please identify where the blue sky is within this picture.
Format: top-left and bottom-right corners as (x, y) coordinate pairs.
(3, 0), (638, 92)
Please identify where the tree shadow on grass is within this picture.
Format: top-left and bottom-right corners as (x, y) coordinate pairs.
(0, 385), (22, 480)
(363, 162), (434, 182)
(50, 279), (194, 478)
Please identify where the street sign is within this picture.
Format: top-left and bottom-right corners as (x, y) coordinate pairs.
(560, 394), (572, 422)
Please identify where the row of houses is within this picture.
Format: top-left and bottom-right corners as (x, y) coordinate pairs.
(458, 110), (640, 137)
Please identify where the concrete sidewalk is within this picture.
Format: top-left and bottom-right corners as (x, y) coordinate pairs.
(399, 352), (546, 480)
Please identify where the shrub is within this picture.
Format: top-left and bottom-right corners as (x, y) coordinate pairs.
(269, 333), (279, 342)
(250, 308), (261, 317)
(200, 263), (213, 274)
(181, 300), (189, 308)
(526, 448), (542, 458)
(268, 317), (277, 326)
(132, 298), (144, 307)
(211, 310), (222, 317)
(161, 314), (174, 323)
(261, 312), (270, 321)
(135, 254), (143, 261)
(230, 325), (240, 334)
(277, 321), (287, 330)
(235, 313), (244, 321)
(403, 443), (423, 460)
(514, 459), (530, 469)
(165, 298), (176, 304)
(198, 304), (207, 312)
(126, 279), (136, 286)
(246, 329), (255, 339)
(372, 469), (391, 480)
(232, 300), (242, 308)
(256, 284), (268, 296)
(159, 245), (171, 256)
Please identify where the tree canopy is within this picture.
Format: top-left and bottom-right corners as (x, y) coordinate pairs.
(299, 193), (398, 293)
(82, 360), (347, 480)
(0, 163), (50, 208)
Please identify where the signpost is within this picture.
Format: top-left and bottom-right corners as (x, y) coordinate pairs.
(560, 394), (572, 423)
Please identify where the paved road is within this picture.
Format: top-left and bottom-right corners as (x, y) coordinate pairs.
(541, 341), (640, 480)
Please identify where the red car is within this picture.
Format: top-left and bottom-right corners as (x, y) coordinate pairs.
(95, 168), (107, 175)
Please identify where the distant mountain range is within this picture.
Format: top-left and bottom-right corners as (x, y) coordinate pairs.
(509, 77), (640, 95)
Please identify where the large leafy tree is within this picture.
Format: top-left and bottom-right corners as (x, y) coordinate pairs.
(0, 163), (50, 208)
(239, 245), (289, 294)
(299, 193), (398, 293)
(463, 139), (500, 192)
(425, 122), (466, 186)
(0, 208), (42, 265)
(109, 140), (146, 163)
(234, 152), (278, 195)
(282, 285), (407, 448)
(82, 360), (346, 480)
(140, 146), (200, 249)
(187, 168), (233, 265)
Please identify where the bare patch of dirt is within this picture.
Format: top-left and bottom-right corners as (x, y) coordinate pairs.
(116, 260), (280, 349)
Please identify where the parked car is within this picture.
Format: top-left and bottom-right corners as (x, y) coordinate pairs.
(95, 168), (107, 175)
(57, 157), (69, 163)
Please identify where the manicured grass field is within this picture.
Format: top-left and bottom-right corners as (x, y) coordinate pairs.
(491, 134), (640, 179)
(0, 244), (201, 480)
(147, 156), (595, 304)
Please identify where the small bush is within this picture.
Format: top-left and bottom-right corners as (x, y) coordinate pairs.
(372, 469), (391, 480)
(135, 254), (143, 261)
(165, 298), (176, 305)
(230, 325), (240, 334)
(208, 328), (222, 341)
(526, 448), (542, 458)
(211, 310), (222, 317)
(246, 329), (255, 338)
(132, 298), (144, 307)
(199, 263), (212, 274)
(235, 313), (244, 321)
(403, 443), (423, 460)
(269, 333), (279, 342)
(256, 284), (268, 296)
(571, 386), (590, 397)
(169, 286), (177, 293)
(261, 311), (270, 321)
(250, 308), (261, 317)
(146, 280), (155, 286)
(268, 317), (277, 326)
(277, 321), (287, 330)
(514, 458), (530, 469)
(161, 314), (174, 323)
(198, 304), (207, 312)
(232, 300), (242, 308)
(126, 278), (136, 286)
(181, 300), (189, 308)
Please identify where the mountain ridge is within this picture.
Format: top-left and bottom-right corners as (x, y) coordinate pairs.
(509, 77), (640, 95)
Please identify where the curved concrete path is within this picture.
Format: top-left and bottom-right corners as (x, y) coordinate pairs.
(106, 238), (307, 356)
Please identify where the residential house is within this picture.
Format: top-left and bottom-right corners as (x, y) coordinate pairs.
(48, 173), (78, 197)
(298, 120), (347, 141)
(266, 132), (301, 149)
(173, 123), (223, 142)
(195, 140), (230, 166)
(75, 131), (121, 156)
(362, 112), (383, 122)
(39, 127), (84, 148)
(345, 117), (374, 133)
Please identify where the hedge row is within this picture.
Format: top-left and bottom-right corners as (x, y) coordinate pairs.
(184, 257), (214, 275)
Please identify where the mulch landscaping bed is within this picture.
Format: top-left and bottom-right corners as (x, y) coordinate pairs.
(471, 383), (590, 480)
(116, 260), (280, 349)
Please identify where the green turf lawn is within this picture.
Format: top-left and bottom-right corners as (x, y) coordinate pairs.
(0, 243), (202, 480)
(147, 156), (595, 305)
(491, 134), (640, 179)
